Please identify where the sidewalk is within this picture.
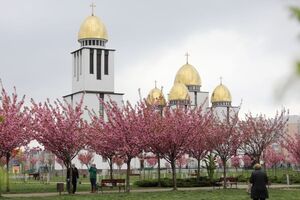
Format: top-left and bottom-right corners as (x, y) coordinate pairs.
(2, 184), (300, 198)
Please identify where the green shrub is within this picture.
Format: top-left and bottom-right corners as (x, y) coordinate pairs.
(135, 179), (158, 187)
(236, 175), (247, 182)
(135, 177), (213, 188)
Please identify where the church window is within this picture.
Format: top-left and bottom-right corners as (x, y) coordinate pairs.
(90, 49), (94, 74)
(104, 50), (109, 75)
(76, 52), (79, 81)
(79, 51), (82, 75)
(77, 51), (80, 76)
(96, 50), (102, 80)
(73, 54), (76, 77)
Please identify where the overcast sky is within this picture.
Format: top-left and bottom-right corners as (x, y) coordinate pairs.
(1, 0), (300, 117)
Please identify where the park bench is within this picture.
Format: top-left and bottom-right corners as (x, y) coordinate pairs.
(214, 177), (238, 189)
(188, 170), (198, 177)
(98, 179), (126, 193)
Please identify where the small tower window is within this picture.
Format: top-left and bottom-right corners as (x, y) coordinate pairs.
(79, 50), (82, 75)
(104, 50), (109, 75)
(73, 54), (76, 77)
(96, 50), (102, 80)
(90, 49), (94, 74)
(76, 52), (79, 81)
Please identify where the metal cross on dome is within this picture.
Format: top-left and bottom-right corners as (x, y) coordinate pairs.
(90, 3), (96, 16)
(185, 52), (190, 64)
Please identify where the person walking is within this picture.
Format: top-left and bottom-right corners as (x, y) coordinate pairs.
(250, 163), (269, 200)
(67, 164), (79, 194)
(89, 164), (97, 193)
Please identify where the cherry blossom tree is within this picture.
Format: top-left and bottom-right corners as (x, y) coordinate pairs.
(188, 109), (214, 179)
(264, 146), (284, 176)
(208, 114), (241, 188)
(156, 106), (199, 190)
(78, 151), (94, 169)
(145, 156), (157, 168)
(112, 155), (124, 176)
(239, 110), (287, 165)
(242, 155), (252, 168)
(139, 103), (165, 186)
(88, 108), (120, 180)
(176, 155), (188, 173)
(284, 134), (300, 167)
(231, 156), (241, 172)
(31, 98), (87, 194)
(0, 87), (33, 192)
(102, 101), (145, 192)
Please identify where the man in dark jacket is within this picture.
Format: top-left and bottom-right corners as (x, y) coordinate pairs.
(67, 164), (79, 194)
(250, 163), (269, 200)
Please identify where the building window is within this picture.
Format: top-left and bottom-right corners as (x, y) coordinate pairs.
(76, 52), (79, 81)
(73, 54), (76, 77)
(96, 50), (102, 80)
(89, 40), (91, 45)
(79, 51), (82, 75)
(96, 40), (99, 45)
(90, 49), (94, 74)
(92, 40), (95, 45)
(104, 50), (109, 75)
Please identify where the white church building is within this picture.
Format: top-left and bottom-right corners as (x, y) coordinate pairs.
(62, 7), (240, 172)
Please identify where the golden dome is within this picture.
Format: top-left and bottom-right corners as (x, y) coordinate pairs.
(147, 87), (166, 106)
(174, 63), (201, 86)
(211, 83), (232, 103)
(78, 15), (108, 41)
(168, 83), (190, 101)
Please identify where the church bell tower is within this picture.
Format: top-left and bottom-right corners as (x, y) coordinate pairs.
(64, 4), (123, 118)
(72, 4), (115, 93)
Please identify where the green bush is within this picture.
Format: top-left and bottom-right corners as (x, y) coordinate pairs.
(135, 180), (158, 187)
(236, 175), (248, 182)
(289, 174), (300, 184)
(135, 177), (213, 187)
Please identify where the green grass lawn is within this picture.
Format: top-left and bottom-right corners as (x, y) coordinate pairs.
(1, 189), (300, 200)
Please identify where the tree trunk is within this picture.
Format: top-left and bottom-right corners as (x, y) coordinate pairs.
(254, 155), (260, 165)
(6, 152), (10, 192)
(66, 161), (73, 194)
(157, 154), (161, 187)
(126, 158), (131, 193)
(197, 158), (201, 180)
(171, 160), (177, 191)
(222, 159), (227, 189)
(108, 158), (113, 180)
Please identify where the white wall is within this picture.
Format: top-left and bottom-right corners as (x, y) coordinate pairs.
(72, 48), (115, 93)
